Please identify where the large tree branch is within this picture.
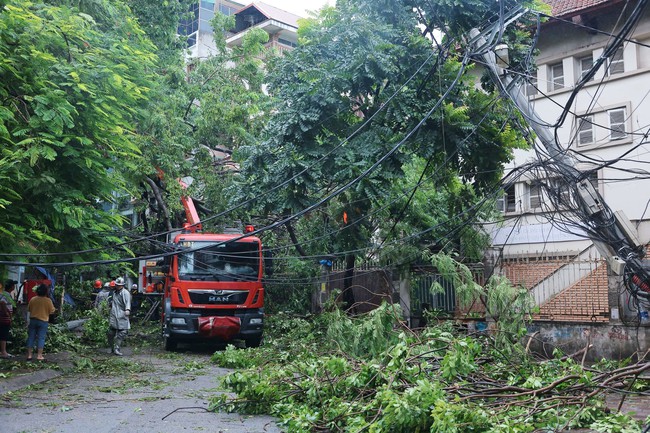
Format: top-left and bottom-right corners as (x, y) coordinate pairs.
(144, 176), (173, 232)
(285, 220), (307, 258)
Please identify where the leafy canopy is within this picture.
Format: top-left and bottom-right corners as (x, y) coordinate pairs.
(0, 0), (157, 256)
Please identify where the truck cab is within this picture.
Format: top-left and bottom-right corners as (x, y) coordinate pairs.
(161, 231), (265, 350)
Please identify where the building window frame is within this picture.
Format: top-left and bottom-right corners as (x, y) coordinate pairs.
(497, 185), (517, 213)
(579, 54), (593, 81)
(608, 107), (627, 140)
(528, 182), (542, 210)
(607, 46), (625, 76)
(550, 62), (564, 91)
(576, 115), (595, 147)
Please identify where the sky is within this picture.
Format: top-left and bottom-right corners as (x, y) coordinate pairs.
(258, 0), (334, 17)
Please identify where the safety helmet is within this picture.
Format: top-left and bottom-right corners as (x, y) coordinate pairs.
(94, 279), (102, 289)
(104, 282), (110, 288)
(115, 277), (125, 286)
(109, 281), (116, 288)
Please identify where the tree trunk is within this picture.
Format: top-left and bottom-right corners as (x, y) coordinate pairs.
(285, 221), (307, 258)
(144, 177), (173, 232)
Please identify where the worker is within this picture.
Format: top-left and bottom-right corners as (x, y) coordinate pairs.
(107, 277), (131, 356)
(94, 282), (111, 308)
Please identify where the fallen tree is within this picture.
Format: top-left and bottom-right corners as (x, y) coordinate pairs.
(210, 292), (650, 432)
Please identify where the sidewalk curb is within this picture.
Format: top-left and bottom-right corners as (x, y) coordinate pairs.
(0, 368), (62, 394)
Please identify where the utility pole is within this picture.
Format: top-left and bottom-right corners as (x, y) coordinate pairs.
(468, 11), (650, 311)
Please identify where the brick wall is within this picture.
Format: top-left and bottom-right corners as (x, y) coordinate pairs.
(501, 257), (566, 289)
(534, 262), (609, 322)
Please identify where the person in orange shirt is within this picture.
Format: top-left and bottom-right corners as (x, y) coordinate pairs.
(25, 284), (56, 361)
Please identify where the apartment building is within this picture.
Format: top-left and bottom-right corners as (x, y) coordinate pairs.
(485, 0), (650, 323)
(178, 0), (301, 59)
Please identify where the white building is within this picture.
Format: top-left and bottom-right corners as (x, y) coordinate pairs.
(179, 0), (301, 60)
(486, 0), (650, 322)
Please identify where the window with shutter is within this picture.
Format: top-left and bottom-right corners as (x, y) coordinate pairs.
(529, 183), (542, 210)
(608, 47), (624, 75)
(579, 55), (593, 81)
(577, 115), (594, 146)
(608, 108), (627, 140)
(550, 63), (564, 91)
(497, 185), (516, 213)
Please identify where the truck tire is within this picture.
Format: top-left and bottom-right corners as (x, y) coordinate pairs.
(164, 335), (177, 351)
(245, 335), (263, 348)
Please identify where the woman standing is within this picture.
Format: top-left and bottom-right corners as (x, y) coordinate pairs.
(25, 284), (56, 361)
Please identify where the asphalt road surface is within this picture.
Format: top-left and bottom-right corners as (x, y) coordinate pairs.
(0, 345), (283, 433)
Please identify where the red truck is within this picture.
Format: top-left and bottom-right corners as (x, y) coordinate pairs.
(160, 193), (268, 350)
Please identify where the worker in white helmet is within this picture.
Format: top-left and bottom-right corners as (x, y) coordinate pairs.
(107, 277), (131, 356)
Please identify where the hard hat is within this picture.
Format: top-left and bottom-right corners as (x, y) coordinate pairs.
(94, 279), (102, 289)
(131, 284), (138, 290)
(104, 282), (110, 288)
(115, 277), (125, 286)
(109, 281), (116, 287)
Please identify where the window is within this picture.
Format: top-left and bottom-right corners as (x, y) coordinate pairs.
(550, 178), (573, 209)
(278, 38), (297, 48)
(579, 54), (593, 81)
(219, 4), (237, 15)
(178, 2), (199, 47)
(496, 185), (516, 213)
(529, 182), (542, 210)
(548, 172), (598, 210)
(199, 5), (215, 32)
(550, 62), (564, 91)
(608, 107), (627, 140)
(577, 115), (594, 146)
(608, 47), (624, 75)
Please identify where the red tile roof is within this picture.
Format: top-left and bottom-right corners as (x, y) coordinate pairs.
(544, 0), (619, 17)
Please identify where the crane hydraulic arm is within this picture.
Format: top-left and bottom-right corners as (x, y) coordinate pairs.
(178, 178), (202, 233)
(469, 9), (650, 300)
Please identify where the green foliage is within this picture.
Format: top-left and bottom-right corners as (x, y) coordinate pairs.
(232, 0), (529, 272)
(430, 252), (534, 350)
(73, 356), (153, 375)
(46, 324), (86, 353)
(0, 0), (157, 255)
(173, 359), (207, 374)
(81, 307), (109, 346)
(211, 295), (644, 433)
(324, 303), (403, 359)
(590, 413), (642, 433)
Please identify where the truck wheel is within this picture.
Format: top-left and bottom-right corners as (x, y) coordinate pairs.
(245, 335), (263, 348)
(164, 335), (177, 351)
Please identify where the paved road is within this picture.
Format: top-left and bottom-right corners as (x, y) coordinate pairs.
(2, 346), (647, 432)
(0, 346), (283, 433)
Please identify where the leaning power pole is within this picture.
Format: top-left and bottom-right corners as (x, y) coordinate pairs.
(468, 5), (650, 312)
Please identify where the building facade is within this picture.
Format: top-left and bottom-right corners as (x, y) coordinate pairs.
(179, 0), (301, 59)
(486, 0), (650, 323)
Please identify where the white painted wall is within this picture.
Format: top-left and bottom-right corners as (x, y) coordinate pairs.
(492, 6), (650, 257)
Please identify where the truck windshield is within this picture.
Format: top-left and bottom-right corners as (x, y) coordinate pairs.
(177, 241), (260, 282)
